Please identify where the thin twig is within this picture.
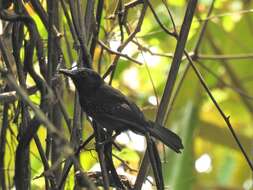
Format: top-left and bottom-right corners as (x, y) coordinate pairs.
(193, 0), (215, 54)
(98, 40), (143, 65)
(0, 86), (38, 103)
(197, 61), (253, 100)
(108, 1), (148, 84)
(0, 70), (68, 141)
(185, 51), (253, 171)
(198, 53), (253, 60)
(57, 133), (96, 189)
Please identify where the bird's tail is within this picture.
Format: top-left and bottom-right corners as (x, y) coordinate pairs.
(147, 121), (183, 153)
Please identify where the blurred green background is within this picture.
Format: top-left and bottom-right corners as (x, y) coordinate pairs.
(2, 0), (253, 189)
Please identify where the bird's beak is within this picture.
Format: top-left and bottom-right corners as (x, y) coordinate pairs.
(59, 69), (74, 77)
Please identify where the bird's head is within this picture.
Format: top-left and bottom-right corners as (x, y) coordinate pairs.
(59, 68), (103, 94)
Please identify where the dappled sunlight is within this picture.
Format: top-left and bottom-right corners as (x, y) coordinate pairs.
(195, 153), (212, 173)
(122, 67), (140, 90)
(116, 131), (146, 152)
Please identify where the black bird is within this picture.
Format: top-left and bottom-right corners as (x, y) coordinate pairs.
(59, 68), (183, 152)
(59, 68), (183, 189)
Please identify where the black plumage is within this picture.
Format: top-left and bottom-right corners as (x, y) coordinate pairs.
(59, 68), (183, 153)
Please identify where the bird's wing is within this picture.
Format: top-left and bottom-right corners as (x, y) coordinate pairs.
(93, 84), (147, 128)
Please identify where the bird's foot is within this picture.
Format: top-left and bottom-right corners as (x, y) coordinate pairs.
(95, 138), (113, 150)
(95, 132), (120, 150)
